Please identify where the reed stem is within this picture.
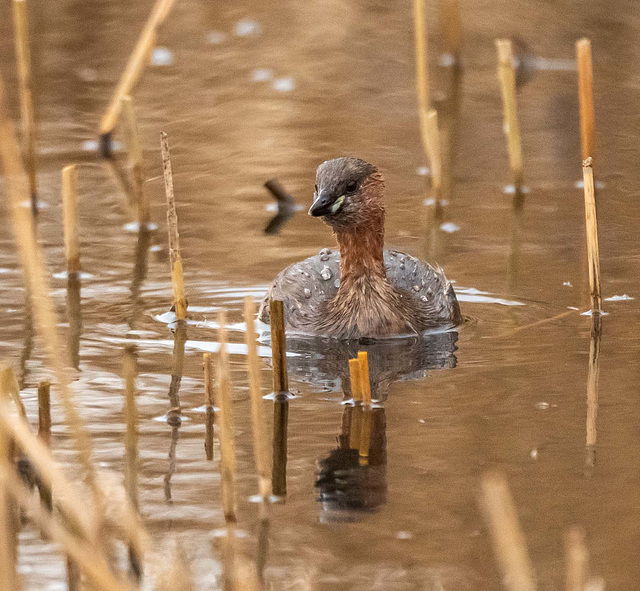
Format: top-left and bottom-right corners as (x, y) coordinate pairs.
(122, 95), (150, 228)
(203, 352), (215, 461)
(98, 0), (177, 153)
(348, 358), (363, 403)
(12, 0), (37, 215)
(413, 0), (431, 163)
(269, 300), (288, 395)
(564, 526), (589, 591)
(357, 351), (371, 407)
(576, 39), (595, 163)
(479, 471), (537, 591)
(0, 366), (27, 420)
(582, 158), (602, 326)
(62, 164), (81, 275)
(160, 131), (187, 320)
(496, 39), (524, 193)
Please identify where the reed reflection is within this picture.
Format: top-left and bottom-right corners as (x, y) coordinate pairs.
(585, 327), (601, 469)
(164, 320), (187, 503)
(66, 275), (82, 371)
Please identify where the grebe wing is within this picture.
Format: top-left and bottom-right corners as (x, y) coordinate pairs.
(259, 248), (341, 329)
(384, 249), (461, 325)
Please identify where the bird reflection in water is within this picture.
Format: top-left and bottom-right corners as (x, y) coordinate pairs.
(272, 329), (458, 521)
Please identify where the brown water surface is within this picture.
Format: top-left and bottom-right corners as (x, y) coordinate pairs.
(1, 0), (640, 589)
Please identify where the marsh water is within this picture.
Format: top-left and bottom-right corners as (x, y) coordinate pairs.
(2, 0), (640, 589)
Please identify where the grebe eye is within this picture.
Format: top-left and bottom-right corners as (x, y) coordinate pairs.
(345, 180), (357, 193)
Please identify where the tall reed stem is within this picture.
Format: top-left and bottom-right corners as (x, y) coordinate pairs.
(413, 0), (431, 164)
(496, 39), (524, 194)
(12, 0), (37, 215)
(160, 131), (187, 320)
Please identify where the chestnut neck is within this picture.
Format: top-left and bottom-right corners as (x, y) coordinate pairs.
(334, 178), (386, 282)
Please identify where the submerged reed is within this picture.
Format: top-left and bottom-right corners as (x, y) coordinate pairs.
(496, 39), (524, 196)
(479, 471), (537, 591)
(564, 526), (589, 591)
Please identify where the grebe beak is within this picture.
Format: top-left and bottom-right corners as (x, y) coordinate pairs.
(308, 189), (334, 216)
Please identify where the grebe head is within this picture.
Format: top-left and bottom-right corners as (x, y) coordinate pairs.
(309, 157), (383, 231)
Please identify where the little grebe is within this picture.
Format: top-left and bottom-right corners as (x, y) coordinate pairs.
(259, 157), (461, 339)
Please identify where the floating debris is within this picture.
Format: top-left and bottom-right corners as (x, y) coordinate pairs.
(424, 197), (449, 207)
(396, 531), (413, 540)
(234, 18), (261, 37)
(535, 402), (550, 410)
(604, 294), (634, 301)
(440, 222), (460, 233)
(563, 281), (573, 287)
(575, 179), (605, 190)
(272, 77), (295, 92)
(580, 309), (609, 317)
(82, 138), (122, 152)
(503, 184), (530, 195)
(416, 165), (430, 176)
(151, 46), (174, 66)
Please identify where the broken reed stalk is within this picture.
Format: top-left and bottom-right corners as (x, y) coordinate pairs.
(440, 0), (463, 65)
(413, 0), (431, 164)
(0, 425), (17, 591)
(121, 95), (150, 228)
(62, 164), (81, 276)
(348, 358), (363, 403)
(357, 351), (371, 407)
(244, 298), (271, 509)
(582, 158), (602, 324)
(203, 352), (215, 461)
(123, 345), (142, 581)
(564, 526), (589, 591)
(12, 0), (37, 215)
(98, 0), (177, 153)
(37, 380), (52, 510)
(496, 39), (524, 193)
(356, 352), (372, 465)
(479, 471), (536, 591)
(217, 310), (238, 591)
(161, 131), (187, 320)
(0, 464), (137, 591)
(0, 72), (104, 514)
(269, 300), (288, 395)
(425, 109), (442, 198)
(576, 39), (595, 163)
